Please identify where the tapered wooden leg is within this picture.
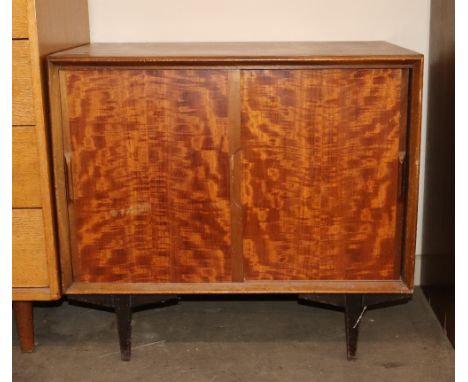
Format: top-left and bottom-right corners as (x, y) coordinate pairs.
(114, 295), (132, 361)
(344, 295), (364, 360)
(13, 301), (34, 353)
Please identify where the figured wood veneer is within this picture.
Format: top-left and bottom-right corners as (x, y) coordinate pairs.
(62, 67), (408, 283)
(64, 69), (232, 283)
(241, 69), (407, 280)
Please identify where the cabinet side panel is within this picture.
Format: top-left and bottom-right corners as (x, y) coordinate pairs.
(64, 69), (232, 282)
(241, 69), (405, 280)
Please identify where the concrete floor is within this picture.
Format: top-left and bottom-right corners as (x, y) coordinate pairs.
(13, 288), (454, 382)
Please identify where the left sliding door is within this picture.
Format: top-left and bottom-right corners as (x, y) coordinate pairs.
(60, 69), (233, 283)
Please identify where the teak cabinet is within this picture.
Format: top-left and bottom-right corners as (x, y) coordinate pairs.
(48, 42), (423, 360)
(12, 0), (89, 352)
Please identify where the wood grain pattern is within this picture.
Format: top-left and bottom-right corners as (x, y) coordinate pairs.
(48, 42), (422, 65)
(13, 0), (91, 301)
(241, 69), (407, 280)
(393, 70), (409, 276)
(12, 126), (42, 207)
(66, 280), (411, 295)
(64, 69), (232, 283)
(12, 40), (35, 125)
(12, 287), (59, 301)
(49, 65), (74, 291)
(13, 0), (90, 302)
(13, 0), (29, 38)
(227, 70), (243, 281)
(13, 302), (34, 352)
(403, 59), (424, 289)
(12, 209), (49, 287)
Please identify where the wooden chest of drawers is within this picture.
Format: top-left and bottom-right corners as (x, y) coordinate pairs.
(12, 0), (89, 352)
(48, 42), (423, 360)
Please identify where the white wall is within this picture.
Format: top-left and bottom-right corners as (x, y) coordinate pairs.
(88, 0), (431, 284)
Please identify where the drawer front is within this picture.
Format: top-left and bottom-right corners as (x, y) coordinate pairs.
(12, 0), (29, 39)
(12, 40), (35, 126)
(12, 126), (42, 207)
(12, 209), (49, 287)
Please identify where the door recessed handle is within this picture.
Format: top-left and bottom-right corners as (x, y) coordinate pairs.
(64, 152), (74, 202)
(397, 151), (406, 200)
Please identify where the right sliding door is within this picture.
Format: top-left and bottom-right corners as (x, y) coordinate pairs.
(241, 69), (408, 281)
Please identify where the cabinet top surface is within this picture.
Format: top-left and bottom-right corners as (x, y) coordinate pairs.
(49, 41), (422, 64)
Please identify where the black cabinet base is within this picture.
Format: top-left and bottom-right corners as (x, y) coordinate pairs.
(67, 293), (410, 361)
(67, 294), (179, 361)
(298, 293), (411, 359)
